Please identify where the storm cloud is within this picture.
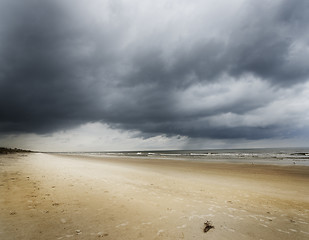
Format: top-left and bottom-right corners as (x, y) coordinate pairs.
(1, 0), (309, 142)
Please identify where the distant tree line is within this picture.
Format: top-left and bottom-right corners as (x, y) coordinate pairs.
(0, 147), (32, 154)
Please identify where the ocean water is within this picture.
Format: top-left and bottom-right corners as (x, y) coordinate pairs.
(73, 148), (309, 166)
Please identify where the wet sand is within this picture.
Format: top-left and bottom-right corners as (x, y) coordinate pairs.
(0, 153), (308, 239)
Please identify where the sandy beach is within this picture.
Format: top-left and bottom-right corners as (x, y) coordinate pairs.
(1, 153), (308, 240)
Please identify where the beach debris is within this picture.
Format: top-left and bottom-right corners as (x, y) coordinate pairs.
(10, 211), (17, 215)
(203, 221), (214, 233)
(75, 230), (81, 234)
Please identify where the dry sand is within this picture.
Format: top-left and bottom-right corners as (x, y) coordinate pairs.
(0, 153), (308, 240)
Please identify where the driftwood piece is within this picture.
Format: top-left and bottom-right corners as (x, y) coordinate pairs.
(203, 221), (215, 233)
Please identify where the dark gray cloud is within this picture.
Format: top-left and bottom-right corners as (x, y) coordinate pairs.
(0, 0), (102, 132)
(0, 0), (309, 141)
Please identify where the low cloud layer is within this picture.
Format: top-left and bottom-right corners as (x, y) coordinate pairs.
(1, 0), (309, 143)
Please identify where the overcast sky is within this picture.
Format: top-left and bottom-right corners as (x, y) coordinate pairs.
(1, 0), (309, 151)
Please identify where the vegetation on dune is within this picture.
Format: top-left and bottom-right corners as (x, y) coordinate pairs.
(0, 147), (32, 154)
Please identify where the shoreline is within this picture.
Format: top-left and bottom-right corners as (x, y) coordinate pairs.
(59, 149), (309, 167)
(1, 153), (309, 239)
